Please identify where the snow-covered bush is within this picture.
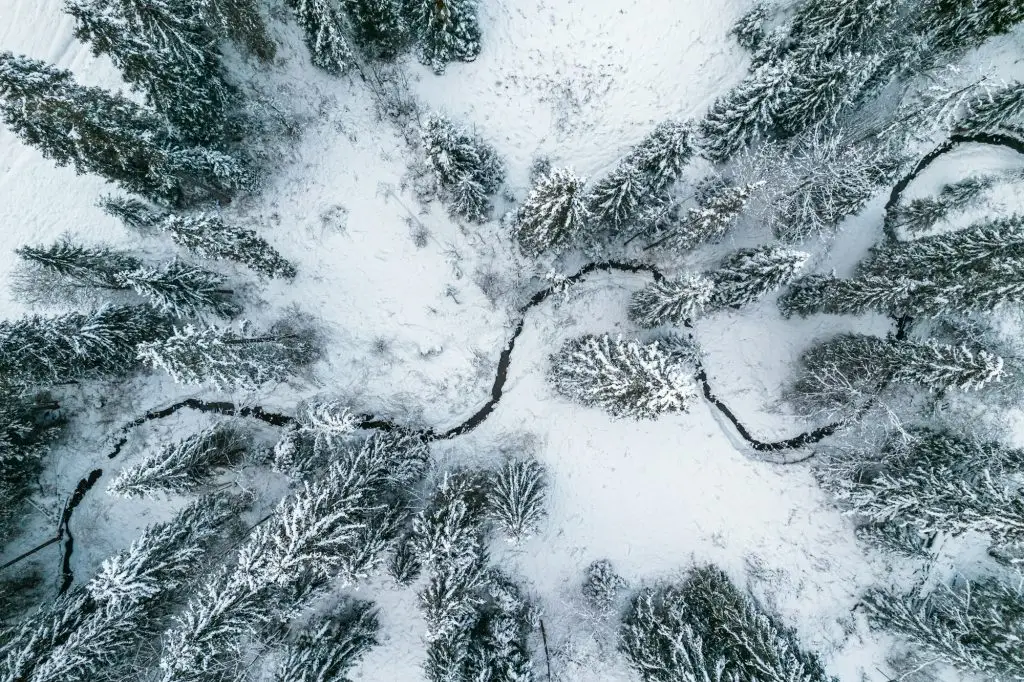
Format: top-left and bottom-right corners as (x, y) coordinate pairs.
(548, 334), (697, 419)
(485, 458), (547, 543)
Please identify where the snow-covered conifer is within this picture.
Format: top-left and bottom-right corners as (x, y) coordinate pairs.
(788, 0), (899, 55)
(823, 430), (1024, 547)
(65, 0), (235, 140)
(203, 0), (276, 61)
(409, 0), (481, 73)
(137, 321), (308, 389)
(667, 181), (758, 249)
(115, 261), (238, 318)
(628, 275), (715, 328)
(864, 578), (1024, 680)
(774, 51), (882, 138)
(586, 163), (648, 231)
(108, 423), (248, 498)
(889, 176), (993, 234)
(513, 167), (589, 255)
(582, 559), (627, 613)
(419, 549), (488, 641)
(631, 120), (696, 193)
(960, 81), (1024, 133)
(342, 0), (408, 59)
(15, 238), (140, 292)
(708, 246), (809, 309)
(389, 536), (423, 585)
(274, 601), (379, 682)
(0, 305), (171, 389)
(919, 0), (1024, 53)
(412, 470), (489, 570)
(731, 2), (770, 51)
(421, 114), (505, 221)
(778, 274), (914, 317)
(0, 392), (60, 547)
(286, 0), (353, 74)
(486, 459), (547, 543)
(0, 53), (251, 205)
(548, 334), (696, 419)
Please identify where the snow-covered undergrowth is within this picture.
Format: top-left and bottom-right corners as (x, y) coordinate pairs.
(3, 0), (1024, 681)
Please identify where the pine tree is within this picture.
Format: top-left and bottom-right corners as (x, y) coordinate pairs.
(285, 0), (354, 74)
(960, 81), (1024, 133)
(629, 275), (715, 328)
(631, 120), (696, 194)
(513, 167), (589, 255)
(708, 246), (809, 309)
(412, 470), (489, 571)
(620, 565), (834, 682)
(137, 321), (309, 389)
(203, 0), (277, 62)
(919, 0), (1024, 53)
(823, 429), (1024, 548)
(389, 536), (423, 585)
(581, 559), (627, 613)
(419, 549), (489, 641)
(548, 334), (696, 419)
(778, 274), (914, 317)
(486, 459), (547, 543)
(115, 260), (239, 318)
(102, 197), (297, 279)
(0, 305), (172, 389)
(15, 238), (140, 291)
(0, 53), (252, 205)
(864, 578), (1024, 680)
(788, 0), (900, 56)
(663, 181), (758, 250)
(65, 0), (236, 140)
(889, 176), (992, 234)
(587, 163), (649, 231)
(774, 50), (883, 138)
(341, 0), (408, 59)
(409, 0), (481, 73)
(421, 114), (505, 221)
(730, 2), (770, 52)
(108, 422), (249, 498)
(273, 601), (380, 682)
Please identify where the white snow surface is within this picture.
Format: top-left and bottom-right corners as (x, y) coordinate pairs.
(2, 1), (1022, 681)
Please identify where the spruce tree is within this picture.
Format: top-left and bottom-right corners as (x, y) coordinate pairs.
(285, 0), (353, 74)
(778, 273), (914, 317)
(548, 334), (696, 419)
(730, 2), (770, 52)
(960, 81), (1024, 133)
(341, 0), (408, 59)
(788, 0), (900, 56)
(137, 321), (310, 389)
(919, 0), (1024, 53)
(709, 246), (809, 309)
(485, 458), (547, 544)
(663, 181), (757, 249)
(0, 53), (252, 205)
(513, 167), (589, 256)
(889, 176), (992, 234)
(203, 0), (277, 62)
(631, 119), (696, 194)
(65, 0), (236, 140)
(108, 422), (249, 498)
(773, 50), (882, 138)
(421, 114), (505, 221)
(412, 470), (489, 571)
(629, 274), (715, 328)
(115, 260), (238, 318)
(582, 559), (627, 613)
(273, 601), (379, 682)
(102, 197), (297, 279)
(823, 430), (1024, 548)
(587, 163), (649, 231)
(409, 0), (481, 73)
(864, 578), (1024, 680)
(0, 391), (61, 548)
(0, 305), (172, 389)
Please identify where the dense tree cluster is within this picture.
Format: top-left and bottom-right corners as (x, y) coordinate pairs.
(272, 600), (380, 682)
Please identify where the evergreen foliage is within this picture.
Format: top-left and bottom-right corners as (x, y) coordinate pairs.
(889, 176), (992, 234)
(629, 275), (715, 328)
(15, 238), (140, 292)
(788, 0), (900, 56)
(273, 601), (380, 682)
(115, 260), (238, 318)
(0, 305), (172, 389)
(582, 559), (627, 613)
(342, 0), (408, 59)
(159, 431), (426, 681)
(960, 81), (1024, 133)
(102, 197), (297, 279)
(0, 53), (253, 206)
(65, 0), (236, 140)
(108, 422), (249, 498)
(822, 429), (1024, 548)
(412, 470), (489, 572)
(0, 392), (61, 548)
(285, 0), (353, 74)
(708, 246), (809, 309)
(864, 577), (1024, 680)
(137, 321), (311, 389)
(389, 537), (423, 585)
(486, 458), (547, 543)
(203, 0), (277, 61)
(548, 334), (696, 419)
(409, 0), (481, 73)
(513, 167), (589, 255)
(666, 181), (757, 249)
(730, 2), (770, 51)
(421, 114), (505, 221)
(918, 0), (1024, 53)
(620, 565), (834, 682)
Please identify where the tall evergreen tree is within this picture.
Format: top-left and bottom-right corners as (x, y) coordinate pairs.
(203, 0), (277, 62)
(889, 176), (992, 234)
(629, 275), (715, 328)
(285, 0), (353, 74)
(0, 391), (61, 548)
(788, 0), (900, 56)
(273, 601), (380, 682)
(709, 246), (809, 309)
(548, 334), (696, 419)
(102, 197), (297, 279)
(631, 120), (696, 194)
(341, 0), (408, 59)
(773, 50), (882, 137)
(412, 470), (489, 572)
(0, 305), (171, 389)
(660, 181), (758, 249)
(65, 0), (236, 140)
(485, 458), (547, 544)
(822, 429), (1024, 549)
(918, 0), (1024, 53)
(864, 577), (1024, 680)
(409, 0), (481, 73)
(137, 321), (310, 389)
(730, 2), (770, 52)
(108, 422), (249, 498)
(0, 53), (252, 206)
(421, 114), (505, 221)
(960, 81), (1024, 133)
(582, 559), (627, 613)
(115, 260), (238, 318)
(778, 273), (914, 318)
(513, 167), (589, 256)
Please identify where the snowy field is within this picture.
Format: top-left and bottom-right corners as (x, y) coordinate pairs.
(2, 1), (1023, 681)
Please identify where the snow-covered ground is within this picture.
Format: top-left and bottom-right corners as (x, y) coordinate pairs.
(3, 1), (1024, 680)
